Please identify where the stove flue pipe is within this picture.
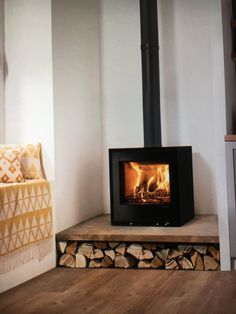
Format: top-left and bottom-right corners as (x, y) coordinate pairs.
(140, 0), (162, 147)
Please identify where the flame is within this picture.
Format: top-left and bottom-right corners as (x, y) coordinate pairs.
(147, 176), (155, 192)
(130, 162), (143, 196)
(124, 162), (170, 204)
(156, 165), (170, 192)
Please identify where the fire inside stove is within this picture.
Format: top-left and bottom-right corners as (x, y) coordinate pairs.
(123, 162), (170, 204)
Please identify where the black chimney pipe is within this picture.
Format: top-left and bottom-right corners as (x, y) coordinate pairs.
(140, 0), (162, 147)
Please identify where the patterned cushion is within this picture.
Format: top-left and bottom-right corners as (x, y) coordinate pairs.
(0, 143), (45, 180)
(20, 143), (44, 179)
(0, 147), (24, 183)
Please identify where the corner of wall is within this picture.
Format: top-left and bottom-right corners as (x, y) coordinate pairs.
(0, 0), (5, 143)
(1, 0), (55, 293)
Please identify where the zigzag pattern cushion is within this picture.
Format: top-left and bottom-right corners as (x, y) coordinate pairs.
(20, 143), (44, 179)
(0, 143), (44, 180)
(0, 147), (24, 183)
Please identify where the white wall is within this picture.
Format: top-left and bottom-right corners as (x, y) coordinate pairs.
(1, 0), (55, 292)
(52, 0), (103, 232)
(100, 0), (143, 212)
(101, 0), (228, 216)
(158, 1), (229, 268)
(220, 0), (235, 269)
(222, 0), (236, 134)
(4, 0), (55, 180)
(0, 252), (55, 293)
(158, 0), (227, 216)
(0, 0), (4, 143)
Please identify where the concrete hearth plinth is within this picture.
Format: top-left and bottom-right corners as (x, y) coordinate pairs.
(56, 214), (219, 244)
(56, 214), (220, 270)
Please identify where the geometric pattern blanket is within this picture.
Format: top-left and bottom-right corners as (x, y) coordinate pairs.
(0, 179), (53, 273)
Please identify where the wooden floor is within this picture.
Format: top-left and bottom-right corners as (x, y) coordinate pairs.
(56, 214), (219, 243)
(1, 268), (236, 314)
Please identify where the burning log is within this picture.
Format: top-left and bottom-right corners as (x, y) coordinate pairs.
(75, 253), (87, 268)
(59, 254), (75, 268)
(125, 162), (170, 204)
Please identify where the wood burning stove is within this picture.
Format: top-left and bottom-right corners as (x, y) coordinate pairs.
(108, 1), (195, 226)
(109, 147), (194, 226)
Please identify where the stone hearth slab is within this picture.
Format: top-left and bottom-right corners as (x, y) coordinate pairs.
(56, 214), (219, 244)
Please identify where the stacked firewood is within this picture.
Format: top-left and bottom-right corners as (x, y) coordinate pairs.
(57, 241), (220, 270)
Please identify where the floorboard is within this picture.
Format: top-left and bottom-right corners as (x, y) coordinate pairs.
(0, 268), (236, 314)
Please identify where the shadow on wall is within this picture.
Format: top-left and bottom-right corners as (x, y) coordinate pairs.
(3, 51), (8, 79)
(159, 0), (180, 145)
(232, 105), (236, 133)
(192, 152), (217, 214)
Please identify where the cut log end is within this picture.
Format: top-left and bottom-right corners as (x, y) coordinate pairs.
(101, 255), (113, 268)
(204, 256), (220, 270)
(59, 254), (76, 268)
(65, 242), (77, 255)
(195, 254), (204, 271)
(127, 244), (143, 259)
(140, 249), (154, 260)
(138, 260), (151, 268)
(178, 256), (193, 270)
(89, 259), (101, 268)
(90, 248), (104, 260)
(151, 255), (165, 269)
(166, 259), (179, 270)
(115, 255), (134, 268)
(76, 253), (87, 268)
(105, 249), (115, 261)
(78, 243), (93, 259)
(57, 241), (67, 254)
(115, 243), (126, 256)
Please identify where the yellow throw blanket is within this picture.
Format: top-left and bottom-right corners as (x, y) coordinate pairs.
(0, 179), (53, 273)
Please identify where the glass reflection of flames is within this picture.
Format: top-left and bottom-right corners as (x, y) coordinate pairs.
(124, 162), (170, 204)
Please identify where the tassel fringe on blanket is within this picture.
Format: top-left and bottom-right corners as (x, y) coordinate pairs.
(0, 237), (53, 274)
(0, 179), (53, 274)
